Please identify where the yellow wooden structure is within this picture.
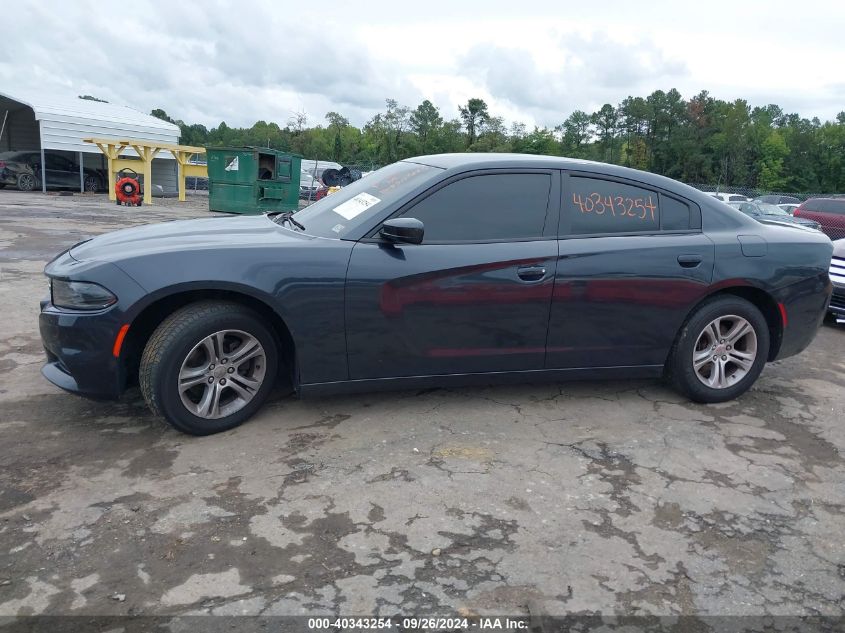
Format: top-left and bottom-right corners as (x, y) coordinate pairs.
(83, 138), (207, 205)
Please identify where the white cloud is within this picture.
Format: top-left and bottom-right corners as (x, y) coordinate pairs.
(0, 0), (842, 130)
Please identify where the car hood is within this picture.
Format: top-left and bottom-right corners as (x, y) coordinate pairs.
(70, 214), (310, 263)
(760, 213), (813, 224)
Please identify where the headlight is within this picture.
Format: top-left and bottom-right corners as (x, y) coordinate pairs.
(51, 279), (117, 310)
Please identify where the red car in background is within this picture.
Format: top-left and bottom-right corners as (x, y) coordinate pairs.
(794, 198), (845, 240)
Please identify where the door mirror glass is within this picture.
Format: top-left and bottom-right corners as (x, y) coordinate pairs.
(380, 218), (424, 244)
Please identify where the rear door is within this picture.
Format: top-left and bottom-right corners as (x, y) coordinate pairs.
(546, 171), (714, 369)
(345, 169), (560, 379)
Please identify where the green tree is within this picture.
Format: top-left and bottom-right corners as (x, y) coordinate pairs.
(458, 98), (490, 147)
(758, 130), (789, 190)
(150, 108), (176, 124)
(409, 100), (443, 153)
(558, 110), (592, 157)
(591, 104), (619, 162)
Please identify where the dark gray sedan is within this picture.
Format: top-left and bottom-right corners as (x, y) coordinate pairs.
(728, 200), (822, 231)
(39, 154), (834, 435)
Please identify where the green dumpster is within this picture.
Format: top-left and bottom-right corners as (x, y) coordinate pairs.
(206, 147), (301, 214)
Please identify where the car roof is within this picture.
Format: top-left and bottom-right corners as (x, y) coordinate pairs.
(404, 153), (710, 201)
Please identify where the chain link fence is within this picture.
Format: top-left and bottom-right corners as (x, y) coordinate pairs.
(687, 183), (844, 203)
(689, 183), (845, 241)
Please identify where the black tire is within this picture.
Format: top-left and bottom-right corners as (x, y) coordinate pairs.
(0, 183), (6, 189)
(139, 301), (280, 435)
(666, 296), (770, 403)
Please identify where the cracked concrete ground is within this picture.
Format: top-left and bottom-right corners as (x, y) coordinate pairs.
(0, 190), (844, 619)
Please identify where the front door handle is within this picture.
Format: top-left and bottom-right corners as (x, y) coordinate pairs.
(677, 254), (703, 268)
(517, 265), (547, 282)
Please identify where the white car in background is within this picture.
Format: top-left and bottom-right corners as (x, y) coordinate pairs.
(709, 192), (751, 203)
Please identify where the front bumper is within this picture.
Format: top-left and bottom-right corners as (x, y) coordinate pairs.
(38, 251), (149, 399)
(39, 300), (126, 399)
(829, 288), (845, 319)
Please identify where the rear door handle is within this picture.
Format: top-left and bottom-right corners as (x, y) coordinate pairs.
(517, 265), (547, 282)
(677, 254), (703, 268)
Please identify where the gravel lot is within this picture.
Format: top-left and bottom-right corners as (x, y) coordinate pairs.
(0, 190), (844, 622)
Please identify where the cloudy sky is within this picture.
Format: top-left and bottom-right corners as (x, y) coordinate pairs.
(2, 0), (843, 130)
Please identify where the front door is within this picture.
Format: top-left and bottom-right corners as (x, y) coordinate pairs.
(44, 154), (77, 188)
(345, 170), (560, 380)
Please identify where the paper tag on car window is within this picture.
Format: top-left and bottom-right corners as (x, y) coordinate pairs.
(333, 193), (381, 220)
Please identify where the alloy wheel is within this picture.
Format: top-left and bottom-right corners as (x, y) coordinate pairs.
(18, 173), (36, 191)
(692, 315), (758, 389)
(177, 329), (266, 419)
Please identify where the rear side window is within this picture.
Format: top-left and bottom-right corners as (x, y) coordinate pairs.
(728, 195), (746, 201)
(820, 199), (845, 214)
(403, 173), (551, 242)
(567, 177), (659, 234)
(801, 199), (845, 214)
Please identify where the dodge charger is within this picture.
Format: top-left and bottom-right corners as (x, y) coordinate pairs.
(39, 154), (834, 435)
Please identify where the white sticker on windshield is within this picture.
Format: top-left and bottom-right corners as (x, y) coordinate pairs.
(333, 192), (381, 220)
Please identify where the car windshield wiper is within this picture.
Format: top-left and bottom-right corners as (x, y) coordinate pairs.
(271, 211), (305, 231)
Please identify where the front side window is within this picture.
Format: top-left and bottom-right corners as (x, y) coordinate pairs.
(402, 173), (551, 242)
(567, 177), (659, 234)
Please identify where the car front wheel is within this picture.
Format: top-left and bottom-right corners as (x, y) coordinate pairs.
(666, 296), (770, 403)
(139, 302), (279, 435)
(83, 175), (100, 192)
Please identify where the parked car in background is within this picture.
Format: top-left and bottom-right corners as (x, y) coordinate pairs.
(39, 154), (833, 435)
(0, 150), (105, 192)
(298, 172), (325, 199)
(794, 198), (845, 240)
(727, 201), (822, 231)
(778, 203), (800, 215)
(300, 159), (343, 183)
(756, 194), (801, 205)
(710, 192), (751, 203)
(829, 239), (845, 323)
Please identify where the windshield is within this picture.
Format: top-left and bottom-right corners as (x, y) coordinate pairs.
(756, 202), (790, 216)
(292, 161), (442, 239)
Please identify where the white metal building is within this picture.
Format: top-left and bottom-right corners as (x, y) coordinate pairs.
(0, 91), (181, 194)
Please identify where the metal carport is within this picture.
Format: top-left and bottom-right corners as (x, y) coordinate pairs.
(0, 91), (180, 194)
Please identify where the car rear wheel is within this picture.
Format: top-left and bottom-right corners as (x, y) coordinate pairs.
(17, 173), (36, 191)
(139, 301), (279, 435)
(666, 296), (769, 403)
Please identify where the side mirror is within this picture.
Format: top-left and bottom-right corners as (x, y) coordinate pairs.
(380, 218), (424, 245)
